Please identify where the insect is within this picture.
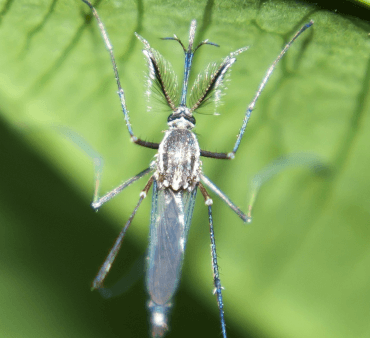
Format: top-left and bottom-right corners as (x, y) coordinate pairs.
(82, 1), (313, 337)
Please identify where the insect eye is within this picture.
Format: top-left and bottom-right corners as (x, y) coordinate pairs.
(167, 113), (196, 125)
(167, 114), (175, 123)
(188, 115), (196, 125)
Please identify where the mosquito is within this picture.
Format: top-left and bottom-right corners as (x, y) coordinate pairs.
(82, 1), (313, 336)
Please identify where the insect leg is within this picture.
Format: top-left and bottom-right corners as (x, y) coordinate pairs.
(93, 167), (153, 209)
(92, 176), (154, 290)
(199, 183), (227, 338)
(200, 21), (313, 160)
(200, 174), (251, 223)
(202, 153), (326, 222)
(82, 0), (160, 150)
(246, 153), (327, 218)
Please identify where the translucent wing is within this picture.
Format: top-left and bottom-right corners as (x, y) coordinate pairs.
(146, 180), (197, 307)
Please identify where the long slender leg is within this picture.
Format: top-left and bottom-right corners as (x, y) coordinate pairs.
(82, 0), (160, 150)
(93, 167), (153, 209)
(200, 174), (251, 223)
(202, 153), (326, 222)
(98, 254), (146, 299)
(246, 153), (327, 216)
(92, 176), (154, 290)
(199, 183), (227, 338)
(200, 21), (313, 160)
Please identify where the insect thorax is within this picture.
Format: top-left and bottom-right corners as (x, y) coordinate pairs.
(154, 121), (201, 192)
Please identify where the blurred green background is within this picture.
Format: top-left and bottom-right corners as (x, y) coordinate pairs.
(1, 0), (370, 337)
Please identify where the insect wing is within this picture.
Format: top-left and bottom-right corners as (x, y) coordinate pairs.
(146, 180), (197, 306)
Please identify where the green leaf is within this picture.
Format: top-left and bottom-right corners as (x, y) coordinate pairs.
(0, 0), (370, 337)
(356, 0), (370, 8)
